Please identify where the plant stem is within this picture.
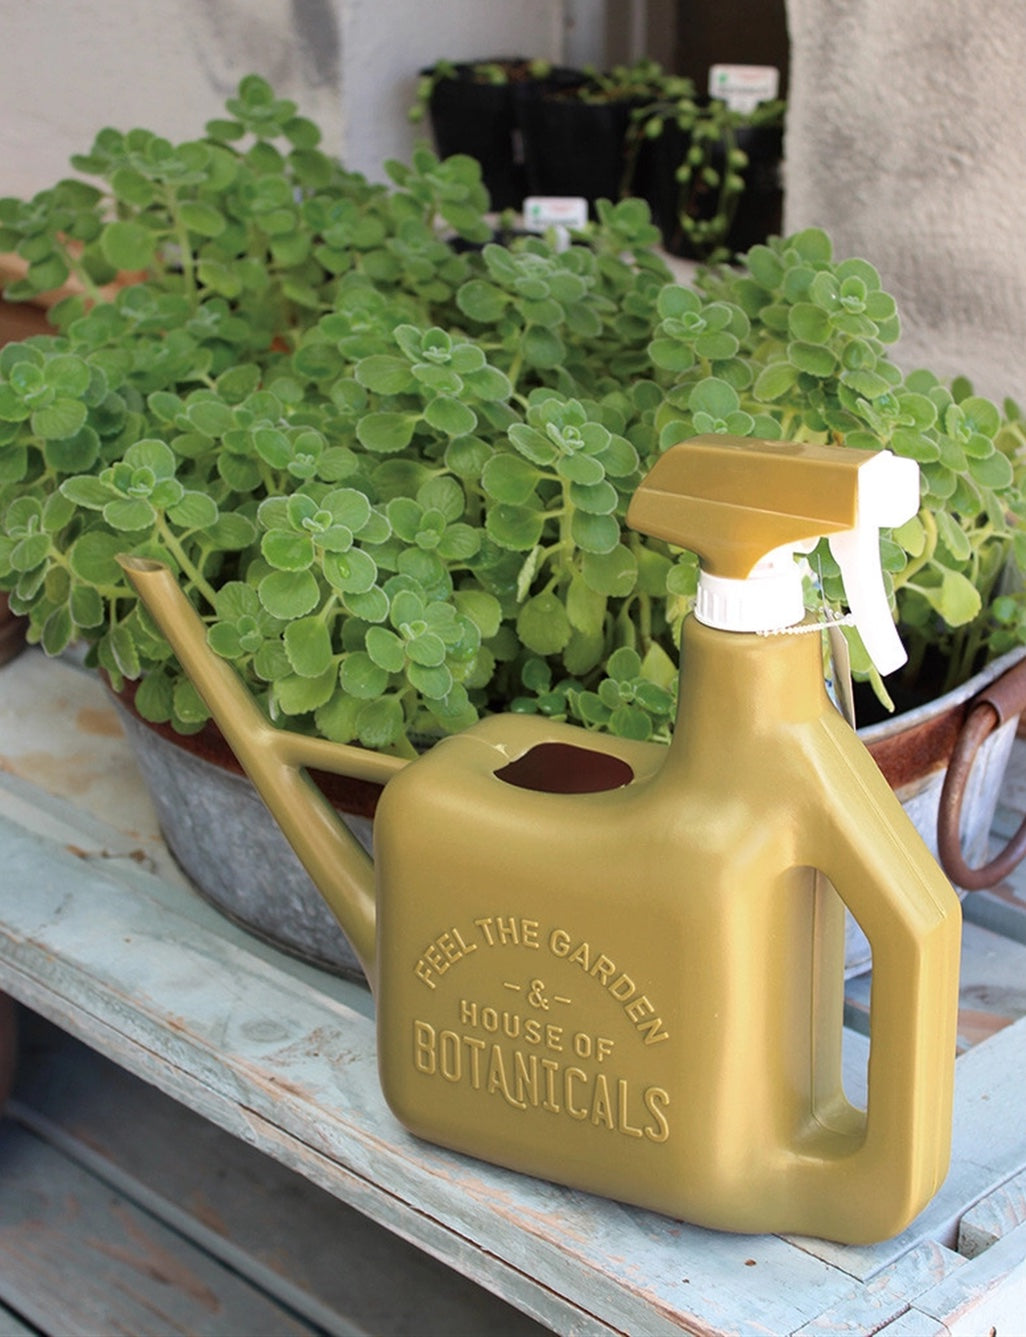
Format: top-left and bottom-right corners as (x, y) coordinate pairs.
(154, 515), (220, 607)
(506, 349), (524, 391)
(165, 188), (198, 306)
(59, 241), (106, 306)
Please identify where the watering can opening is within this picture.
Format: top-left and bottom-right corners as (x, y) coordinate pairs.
(494, 741), (635, 794)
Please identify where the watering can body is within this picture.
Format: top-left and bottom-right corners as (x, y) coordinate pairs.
(373, 627), (958, 1243)
(120, 435), (961, 1244)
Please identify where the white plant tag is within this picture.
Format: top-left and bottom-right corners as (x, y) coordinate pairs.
(709, 64), (780, 113)
(827, 623), (857, 729)
(522, 196), (588, 254)
(523, 196), (589, 231)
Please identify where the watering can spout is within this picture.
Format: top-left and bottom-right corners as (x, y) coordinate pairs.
(118, 556), (406, 991)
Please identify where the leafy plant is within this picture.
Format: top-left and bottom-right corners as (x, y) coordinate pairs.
(627, 79), (786, 261)
(409, 57), (555, 126)
(677, 232), (1026, 697)
(562, 58), (674, 107)
(411, 55), (783, 259)
(0, 79), (1023, 758)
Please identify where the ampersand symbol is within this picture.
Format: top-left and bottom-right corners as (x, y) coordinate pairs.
(527, 979), (550, 1010)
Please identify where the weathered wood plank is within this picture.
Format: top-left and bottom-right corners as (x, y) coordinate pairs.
(909, 1220), (1026, 1333)
(0, 1306), (38, 1337)
(5, 954), (592, 1337)
(0, 651), (173, 863)
(10, 1011), (546, 1337)
(787, 1014), (1026, 1278)
(957, 1167), (1026, 1259)
(873, 1309), (946, 1336)
(0, 1120), (321, 1336)
(790, 1241), (965, 1335)
(0, 814), (859, 1337)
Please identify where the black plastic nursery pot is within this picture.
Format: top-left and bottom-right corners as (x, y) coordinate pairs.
(631, 120), (691, 249)
(516, 90), (638, 216)
(424, 61), (528, 211)
(423, 60), (583, 212)
(722, 122), (785, 254)
(636, 119), (784, 260)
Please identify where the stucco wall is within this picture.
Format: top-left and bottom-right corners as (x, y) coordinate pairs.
(785, 0), (1026, 405)
(0, 1), (567, 196)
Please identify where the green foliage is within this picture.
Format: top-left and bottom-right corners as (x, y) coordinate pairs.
(408, 58), (555, 125)
(689, 231), (1026, 692)
(627, 75), (785, 262)
(1, 82), (1024, 754)
(410, 55), (781, 263)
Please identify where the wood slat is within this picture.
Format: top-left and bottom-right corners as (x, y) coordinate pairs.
(957, 1167), (1026, 1259)
(0, 1120), (321, 1337)
(0, 1305), (38, 1337)
(790, 1241), (965, 1335)
(9, 1011), (544, 1337)
(900, 1220), (1026, 1334)
(874, 1309), (947, 1336)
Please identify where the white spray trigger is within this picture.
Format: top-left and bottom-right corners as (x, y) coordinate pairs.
(827, 452), (919, 677)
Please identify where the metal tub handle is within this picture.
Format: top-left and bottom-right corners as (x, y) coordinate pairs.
(938, 657), (1026, 889)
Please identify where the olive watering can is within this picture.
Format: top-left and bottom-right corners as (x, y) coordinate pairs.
(121, 435), (961, 1245)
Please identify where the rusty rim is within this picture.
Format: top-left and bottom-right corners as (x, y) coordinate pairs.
(110, 675), (385, 820)
(859, 647), (1026, 791)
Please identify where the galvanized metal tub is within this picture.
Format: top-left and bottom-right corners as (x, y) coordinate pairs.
(849, 646), (1026, 973)
(111, 685), (376, 982)
(111, 646), (1026, 984)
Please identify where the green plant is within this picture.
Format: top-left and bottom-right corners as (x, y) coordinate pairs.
(0, 76), (683, 751)
(408, 57), (554, 126)
(0, 80), (1023, 757)
(628, 80), (786, 261)
(676, 233), (1026, 698)
(569, 58), (676, 106)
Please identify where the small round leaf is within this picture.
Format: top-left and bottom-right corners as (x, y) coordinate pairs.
(258, 568), (320, 619)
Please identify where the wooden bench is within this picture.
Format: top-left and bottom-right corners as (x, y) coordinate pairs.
(1, 649), (1024, 1334)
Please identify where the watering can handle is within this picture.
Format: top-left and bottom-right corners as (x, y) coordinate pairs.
(937, 657), (1026, 890)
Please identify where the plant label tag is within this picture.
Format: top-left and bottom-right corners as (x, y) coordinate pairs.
(709, 65), (780, 113)
(827, 623), (857, 729)
(523, 196), (588, 251)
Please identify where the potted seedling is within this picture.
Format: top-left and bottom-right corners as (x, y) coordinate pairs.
(411, 57), (666, 217)
(628, 80), (786, 262)
(410, 57), (576, 212)
(513, 59), (675, 216)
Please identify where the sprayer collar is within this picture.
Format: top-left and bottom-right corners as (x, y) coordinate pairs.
(694, 569), (806, 634)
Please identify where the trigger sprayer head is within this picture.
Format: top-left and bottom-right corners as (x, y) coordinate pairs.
(827, 449), (919, 676)
(626, 436), (921, 675)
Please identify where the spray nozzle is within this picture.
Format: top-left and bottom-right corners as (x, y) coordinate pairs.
(626, 435), (920, 675)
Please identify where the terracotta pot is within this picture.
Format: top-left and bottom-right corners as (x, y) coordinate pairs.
(110, 648), (1026, 983)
